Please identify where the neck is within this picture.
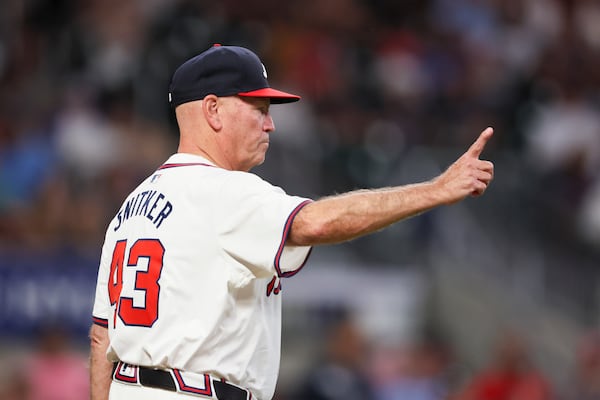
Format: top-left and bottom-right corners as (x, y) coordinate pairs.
(177, 142), (226, 168)
(175, 101), (235, 170)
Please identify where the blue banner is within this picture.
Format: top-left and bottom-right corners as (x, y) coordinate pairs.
(0, 257), (98, 338)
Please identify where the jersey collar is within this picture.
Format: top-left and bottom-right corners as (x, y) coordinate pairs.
(159, 153), (218, 170)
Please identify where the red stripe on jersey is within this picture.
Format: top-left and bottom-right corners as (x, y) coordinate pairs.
(157, 162), (215, 170)
(274, 200), (313, 278)
(92, 316), (109, 328)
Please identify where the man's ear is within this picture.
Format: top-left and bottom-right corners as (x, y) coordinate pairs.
(202, 94), (222, 131)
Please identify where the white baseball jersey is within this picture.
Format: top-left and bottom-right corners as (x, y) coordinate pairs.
(92, 153), (313, 400)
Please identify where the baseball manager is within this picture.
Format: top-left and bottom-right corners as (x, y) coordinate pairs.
(90, 44), (494, 400)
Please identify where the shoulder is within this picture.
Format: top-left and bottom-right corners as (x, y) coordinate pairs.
(220, 170), (285, 196)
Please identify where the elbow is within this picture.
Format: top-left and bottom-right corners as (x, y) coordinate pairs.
(288, 201), (349, 246)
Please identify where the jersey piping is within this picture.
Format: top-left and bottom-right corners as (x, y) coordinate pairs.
(93, 316), (109, 328)
(274, 199), (313, 278)
(157, 162), (216, 170)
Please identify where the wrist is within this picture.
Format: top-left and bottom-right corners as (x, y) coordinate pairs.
(426, 178), (453, 206)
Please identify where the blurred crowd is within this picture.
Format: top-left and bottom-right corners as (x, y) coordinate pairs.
(2, 0), (600, 399)
(3, 0), (600, 255)
(288, 317), (600, 400)
(3, 318), (600, 400)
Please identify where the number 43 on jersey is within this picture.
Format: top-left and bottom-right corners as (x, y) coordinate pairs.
(108, 239), (165, 327)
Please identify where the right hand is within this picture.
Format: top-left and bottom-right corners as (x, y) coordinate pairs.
(433, 127), (495, 204)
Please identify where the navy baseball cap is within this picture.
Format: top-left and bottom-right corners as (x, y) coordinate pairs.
(168, 44), (301, 107)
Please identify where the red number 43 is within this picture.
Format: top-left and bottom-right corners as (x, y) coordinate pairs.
(108, 239), (165, 327)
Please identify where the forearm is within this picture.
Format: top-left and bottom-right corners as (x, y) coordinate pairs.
(288, 128), (494, 247)
(289, 180), (444, 246)
(90, 324), (112, 400)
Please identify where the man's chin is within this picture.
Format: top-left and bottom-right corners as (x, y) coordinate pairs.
(246, 155), (266, 172)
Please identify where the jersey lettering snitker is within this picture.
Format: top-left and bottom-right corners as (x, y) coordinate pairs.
(92, 153), (312, 400)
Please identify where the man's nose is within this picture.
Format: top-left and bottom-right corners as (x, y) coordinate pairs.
(265, 114), (275, 132)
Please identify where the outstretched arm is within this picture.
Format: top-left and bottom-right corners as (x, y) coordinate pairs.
(288, 127), (494, 246)
(90, 324), (112, 400)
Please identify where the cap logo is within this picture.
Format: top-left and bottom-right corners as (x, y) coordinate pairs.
(261, 63), (268, 79)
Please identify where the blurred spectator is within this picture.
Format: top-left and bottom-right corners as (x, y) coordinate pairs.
(454, 331), (553, 400)
(53, 90), (123, 181)
(524, 80), (600, 242)
(578, 178), (600, 248)
(293, 316), (375, 400)
(0, 368), (28, 400)
(0, 121), (56, 212)
(17, 324), (89, 400)
(369, 330), (455, 400)
(564, 331), (600, 400)
(525, 85), (600, 180)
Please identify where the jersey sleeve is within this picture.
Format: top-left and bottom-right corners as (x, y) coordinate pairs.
(215, 172), (313, 279)
(91, 238), (113, 328)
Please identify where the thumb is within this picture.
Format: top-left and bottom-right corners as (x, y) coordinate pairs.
(467, 127), (494, 158)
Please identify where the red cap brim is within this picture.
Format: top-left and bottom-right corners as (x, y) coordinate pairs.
(238, 87), (301, 104)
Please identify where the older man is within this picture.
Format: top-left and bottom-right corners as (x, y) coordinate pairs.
(90, 44), (494, 400)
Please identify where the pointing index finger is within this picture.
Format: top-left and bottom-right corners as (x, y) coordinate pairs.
(468, 127), (494, 158)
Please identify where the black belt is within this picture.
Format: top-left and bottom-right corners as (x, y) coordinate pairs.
(112, 362), (252, 400)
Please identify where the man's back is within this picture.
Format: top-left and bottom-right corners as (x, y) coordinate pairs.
(92, 153), (312, 400)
